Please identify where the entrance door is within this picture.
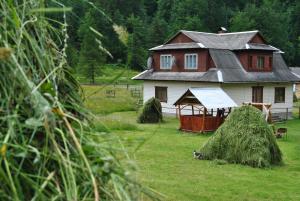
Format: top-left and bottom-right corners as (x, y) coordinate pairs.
(252, 86), (263, 103)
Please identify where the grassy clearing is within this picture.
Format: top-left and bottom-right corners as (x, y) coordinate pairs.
(85, 85), (300, 201)
(76, 64), (141, 85)
(112, 113), (300, 201)
(82, 85), (141, 114)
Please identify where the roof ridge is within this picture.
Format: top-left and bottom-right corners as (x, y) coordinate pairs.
(218, 30), (259, 35)
(181, 30), (259, 35)
(180, 30), (218, 35)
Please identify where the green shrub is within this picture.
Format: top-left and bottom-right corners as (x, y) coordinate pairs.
(200, 105), (282, 168)
(293, 93), (298, 102)
(137, 98), (162, 123)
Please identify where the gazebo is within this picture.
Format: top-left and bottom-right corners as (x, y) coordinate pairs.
(174, 88), (238, 133)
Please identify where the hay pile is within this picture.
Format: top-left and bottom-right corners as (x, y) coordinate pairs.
(0, 1), (156, 200)
(200, 106), (282, 168)
(138, 98), (162, 123)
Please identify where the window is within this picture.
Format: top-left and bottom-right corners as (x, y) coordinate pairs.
(160, 55), (172, 69)
(257, 56), (265, 69)
(252, 86), (263, 103)
(248, 55), (253, 69)
(155, 87), (167, 102)
(185, 54), (198, 69)
(275, 87), (285, 103)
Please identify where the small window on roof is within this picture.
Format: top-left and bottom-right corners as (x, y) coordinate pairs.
(257, 56), (265, 69)
(160, 55), (172, 69)
(185, 54), (198, 69)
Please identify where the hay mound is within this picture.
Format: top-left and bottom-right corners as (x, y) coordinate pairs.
(138, 97), (162, 123)
(200, 105), (282, 168)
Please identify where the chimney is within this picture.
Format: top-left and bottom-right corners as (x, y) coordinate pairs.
(218, 27), (227, 34)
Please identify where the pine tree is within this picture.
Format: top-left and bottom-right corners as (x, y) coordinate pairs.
(126, 15), (147, 70)
(78, 11), (106, 84)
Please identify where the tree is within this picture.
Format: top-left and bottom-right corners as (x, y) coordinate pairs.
(204, 0), (229, 32)
(289, 1), (300, 65)
(169, 0), (207, 33)
(229, 1), (294, 63)
(148, 15), (168, 47)
(126, 15), (147, 70)
(78, 11), (106, 84)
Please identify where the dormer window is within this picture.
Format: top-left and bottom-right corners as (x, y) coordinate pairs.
(185, 54), (198, 69)
(257, 56), (265, 69)
(160, 55), (172, 69)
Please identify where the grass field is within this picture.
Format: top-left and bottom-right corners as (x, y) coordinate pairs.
(84, 85), (300, 201)
(76, 64), (141, 85)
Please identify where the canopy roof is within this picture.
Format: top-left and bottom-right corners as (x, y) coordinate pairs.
(174, 88), (238, 109)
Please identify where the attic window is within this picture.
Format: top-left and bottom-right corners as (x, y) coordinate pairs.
(257, 56), (265, 69)
(160, 55), (172, 69)
(185, 54), (198, 69)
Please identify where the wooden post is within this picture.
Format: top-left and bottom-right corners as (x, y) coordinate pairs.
(201, 107), (206, 133)
(286, 108), (288, 120)
(178, 105), (182, 130)
(192, 105), (194, 116)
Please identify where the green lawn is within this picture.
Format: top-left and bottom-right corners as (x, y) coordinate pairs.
(84, 85), (300, 201)
(82, 85), (141, 114)
(76, 64), (141, 85)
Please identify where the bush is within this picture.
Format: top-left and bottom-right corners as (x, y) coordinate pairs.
(199, 105), (282, 168)
(137, 98), (162, 123)
(293, 92), (298, 102)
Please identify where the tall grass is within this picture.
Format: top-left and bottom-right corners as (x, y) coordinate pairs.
(0, 1), (156, 200)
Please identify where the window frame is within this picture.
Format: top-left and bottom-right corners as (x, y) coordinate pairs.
(160, 54), (172, 69)
(252, 86), (264, 103)
(155, 86), (168, 103)
(257, 56), (265, 69)
(184, 53), (198, 70)
(274, 87), (285, 103)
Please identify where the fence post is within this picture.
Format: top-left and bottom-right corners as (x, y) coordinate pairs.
(286, 108), (288, 120)
(299, 106), (300, 119)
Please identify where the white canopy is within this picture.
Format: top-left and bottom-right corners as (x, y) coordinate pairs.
(174, 88), (238, 109)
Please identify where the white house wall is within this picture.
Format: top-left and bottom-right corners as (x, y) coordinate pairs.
(143, 81), (293, 115)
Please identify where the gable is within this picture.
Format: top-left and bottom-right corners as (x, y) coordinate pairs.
(166, 32), (194, 44)
(249, 33), (266, 44)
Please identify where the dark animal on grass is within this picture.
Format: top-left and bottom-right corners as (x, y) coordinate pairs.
(193, 150), (204, 160)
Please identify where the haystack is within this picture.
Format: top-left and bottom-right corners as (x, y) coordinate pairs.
(200, 105), (282, 168)
(138, 97), (162, 123)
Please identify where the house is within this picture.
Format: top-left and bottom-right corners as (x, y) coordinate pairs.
(133, 28), (300, 119)
(289, 67), (300, 99)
